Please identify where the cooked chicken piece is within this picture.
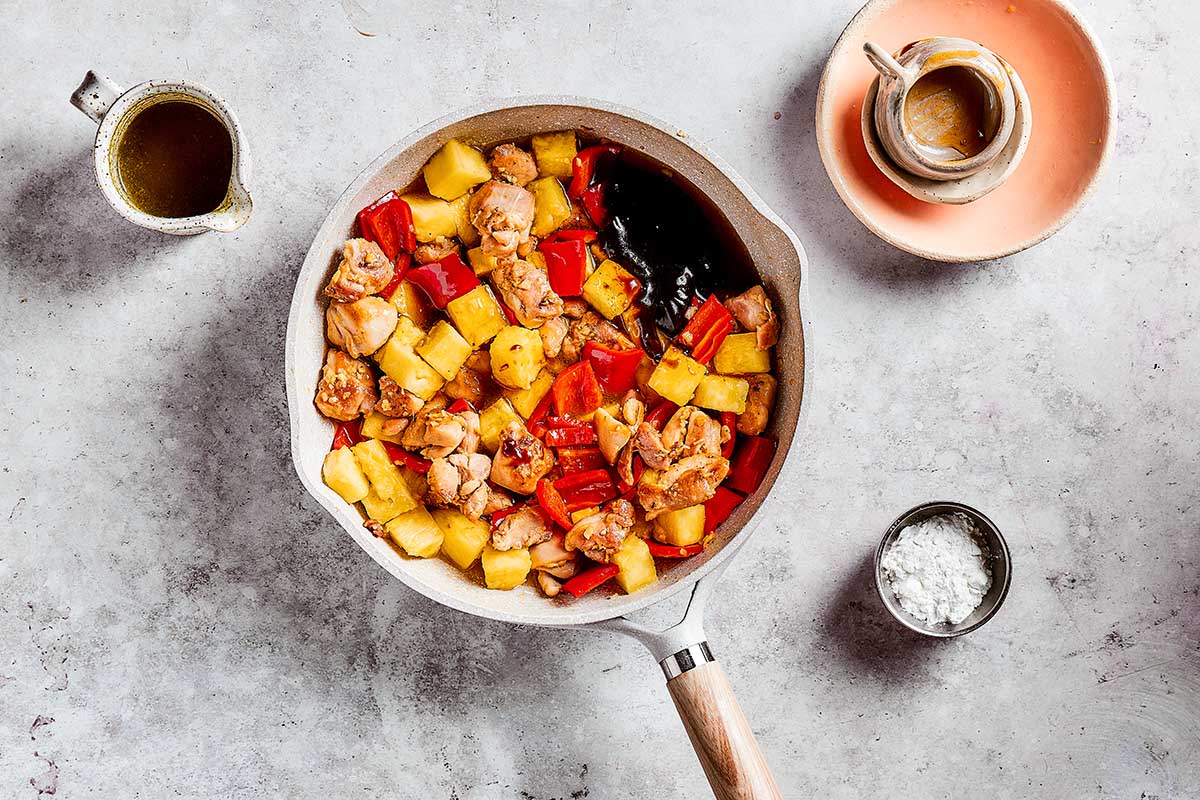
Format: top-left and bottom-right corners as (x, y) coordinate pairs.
(401, 404), (467, 459)
(724, 285), (779, 350)
(634, 423), (671, 470)
(324, 238), (395, 303)
(426, 452), (496, 521)
(621, 393), (646, 428)
(561, 199), (592, 231)
(638, 455), (730, 519)
(481, 488), (514, 517)
(488, 143), (538, 187)
(490, 421), (555, 494)
(738, 374), (777, 436)
(539, 316), (569, 358)
(326, 296), (398, 358)
(561, 311), (634, 362)
(364, 519), (387, 538)
(537, 572), (563, 597)
(616, 438), (637, 487)
(562, 298), (588, 319)
(492, 505), (554, 551)
(376, 376), (424, 418)
(565, 499), (635, 563)
(594, 407), (632, 465)
(491, 258), (563, 328)
(530, 534), (577, 574)
(516, 235), (538, 258)
(458, 409), (481, 454)
(413, 236), (458, 265)
(636, 406), (728, 470)
(314, 349), (378, 421)
(469, 180), (535, 258)
(443, 350), (494, 407)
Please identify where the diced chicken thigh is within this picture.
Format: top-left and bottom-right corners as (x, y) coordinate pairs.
(314, 349), (378, 421)
(324, 238), (395, 303)
(325, 296), (398, 358)
(468, 180), (535, 258)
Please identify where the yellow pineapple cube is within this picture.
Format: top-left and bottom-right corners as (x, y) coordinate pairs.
(490, 326), (545, 390)
(416, 320), (473, 380)
(481, 545), (532, 590)
(582, 259), (640, 319)
(361, 487), (413, 524)
(446, 285), (507, 346)
(401, 193), (458, 242)
(712, 332), (771, 375)
(527, 176), (572, 237)
(360, 411), (405, 444)
(526, 251), (547, 271)
(479, 398), (522, 452)
(691, 375), (750, 414)
(432, 509), (491, 570)
(652, 504), (706, 546)
(570, 506), (600, 524)
(322, 447), (370, 503)
(389, 281), (433, 329)
(376, 339), (444, 400)
(351, 439), (418, 513)
(423, 138), (492, 201)
(378, 315), (425, 350)
(505, 369), (553, 418)
(385, 506), (444, 558)
(612, 535), (657, 594)
(647, 346), (707, 405)
(451, 193), (481, 247)
(466, 246), (499, 276)
(531, 130), (577, 178)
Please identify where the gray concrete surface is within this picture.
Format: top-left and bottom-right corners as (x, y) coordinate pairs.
(2, 1), (1198, 797)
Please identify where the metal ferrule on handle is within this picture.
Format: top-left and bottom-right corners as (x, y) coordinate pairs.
(662, 641), (715, 680)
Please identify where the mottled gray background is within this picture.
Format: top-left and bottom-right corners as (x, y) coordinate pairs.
(2, 1), (1197, 798)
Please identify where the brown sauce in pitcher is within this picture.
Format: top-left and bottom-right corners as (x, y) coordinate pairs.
(114, 100), (233, 218)
(904, 66), (997, 159)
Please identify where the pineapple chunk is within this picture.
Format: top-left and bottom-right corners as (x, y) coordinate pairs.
(360, 411), (405, 444)
(401, 193), (458, 242)
(571, 506), (600, 524)
(417, 320), (473, 380)
(652, 504), (706, 546)
(613, 535), (658, 594)
(376, 339), (444, 399)
(490, 326), (545, 390)
(712, 332), (772, 375)
(423, 139), (492, 201)
(526, 250), (547, 271)
(433, 509), (491, 570)
(647, 346), (707, 405)
(451, 193), (481, 247)
(691, 375), (750, 414)
(531, 130), (577, 178)
(361, 486), (415, 524)
(481, 545), (532, 590)
(351, 439), (418, 511)
(527, 176), (572, 237)
(480, 398), (522, 452)
(322, 447), (369, 503)
(466, 246), (500, 276)
(389, 281), (433, 329)
(385, 506), (444, 558)
(377, 315), (425, 351)
(505, 369), (553, 418)
(445, 285), (507, 346)
(582, 259), (641, 319)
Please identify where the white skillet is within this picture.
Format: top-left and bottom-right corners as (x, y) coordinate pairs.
(285, 97), (812, 800)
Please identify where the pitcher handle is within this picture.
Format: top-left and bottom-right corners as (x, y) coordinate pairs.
(863, 42), (911, 86)
(70, 71), (125, 124)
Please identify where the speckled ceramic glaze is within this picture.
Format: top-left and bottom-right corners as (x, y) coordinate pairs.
(285, 97), (811, 629)
(70, 71), (253, 235)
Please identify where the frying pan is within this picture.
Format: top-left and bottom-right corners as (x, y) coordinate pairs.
(285, 98), (811, 800)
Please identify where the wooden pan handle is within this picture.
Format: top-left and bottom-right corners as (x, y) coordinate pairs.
(666, 659), (783, 800)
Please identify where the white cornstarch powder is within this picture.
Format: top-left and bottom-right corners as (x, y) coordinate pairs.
(880, 512), (993, 625)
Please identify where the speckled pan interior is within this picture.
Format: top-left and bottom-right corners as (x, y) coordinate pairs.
(285, 97), (810, 627)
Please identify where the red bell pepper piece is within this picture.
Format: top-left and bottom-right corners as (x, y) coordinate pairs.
(545, 426), (597, 448)
(406, 253), (479, 309)
(725, 436), (777, 495)
(568, 144), (621, 200)
(557, 446), (607, 475)
(540, 238), (588, 297)
(545, 228), (598, 243)
(378, 252), (412, 299)
(562, 563), (619, 598)
(644, 400), (678, 430)
(356, 192), (416, 262)
(381, 441), (432, 474)
(704, 486), (744, 534)
(554, 469), (617, 511)
(616, 457), (645, 499)
(526, 390), (557, 439)
(552, 362), (604, 418)
(719, 411), (737, 459)
(580, 184), (608, 227)
(545, 415), (593, 430)
(647, 540), (705, 558)
(677, 295), (735, 365)
(536, 478), (573, 530)
(583, 342), (643, 395)
(446, 398), (474, 414)
(330, 418), (366, 450)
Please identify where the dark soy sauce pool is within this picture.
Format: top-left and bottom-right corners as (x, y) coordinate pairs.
(114, 100), (233, 218)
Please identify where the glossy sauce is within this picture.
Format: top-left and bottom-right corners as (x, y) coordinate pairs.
(114, 101), (233, 218)
(904, 66), (996, 159)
